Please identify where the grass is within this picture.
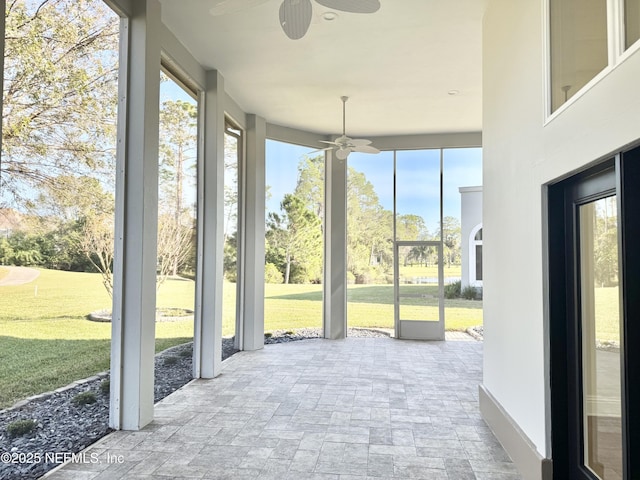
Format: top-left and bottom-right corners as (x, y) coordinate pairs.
(398, 264), (461, 280)
(0, 266), (479, 408)
(0, 268), (195, 408)
(594, 286), (621, 342)
(347, 284), (482, 331)
(264, 282), (483, 332)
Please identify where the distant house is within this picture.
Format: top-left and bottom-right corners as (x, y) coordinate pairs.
(459, 186), (482, 289)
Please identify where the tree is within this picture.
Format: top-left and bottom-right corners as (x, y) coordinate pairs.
(223, 231), (238, 282)
(1, 0), (119, 205)
(2, 231), (42, 265)
(267, 194), (323, 284)
(0, 238), (15, 264)
(594, 198), (618, 287)
(396, 214), (428, 241)
(156, 214), (194, 289)
(347, 168), (393, 283)
(37, 175), (115, 280)
(407, 244), (435, 267)
(223, 128), (240, 242)
(223, 128), (240, 281)
(37, 175), (114, 223)
(158, 98), (198, 277)
(264, 155), (325, 285)
(294, 155), (324, 220)
(438, 216), (461, 267)
(81, 212), (114, 297)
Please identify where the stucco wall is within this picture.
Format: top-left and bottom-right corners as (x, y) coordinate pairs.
(483, 0), (640, 458)
(460, 187), (482, 289)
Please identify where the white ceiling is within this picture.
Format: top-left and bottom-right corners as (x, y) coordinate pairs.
(159, 0), (486, 138)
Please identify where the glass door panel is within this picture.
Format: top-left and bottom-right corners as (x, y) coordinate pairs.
(395, 241), (444, 340)
(579, 196), (623, 480)
(394, 150), (444, 340)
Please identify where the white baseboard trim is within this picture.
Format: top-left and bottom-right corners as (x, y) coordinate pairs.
(479, 385), (553, 480)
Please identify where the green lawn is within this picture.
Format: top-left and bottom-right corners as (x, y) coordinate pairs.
(264, 282), (483, 331)
(398, 264), (461, 280)
(346, 284), (482, 330)
(0, 269), (195, 408)
(0, 267), (480, 408)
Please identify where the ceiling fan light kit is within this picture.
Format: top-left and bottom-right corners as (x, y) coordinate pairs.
(315, 96), (380, 160)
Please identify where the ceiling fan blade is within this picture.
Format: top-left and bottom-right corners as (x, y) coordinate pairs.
(348, 139), (372, 147)
(353, 145), (380, 154)
(335, 148), (350, 160)
(209, 0), (270, 16)
(279, 0), (313, 40)
(314, 0), (380, 14)
(319, 140), (340, 146)
(308, 147), (334, 154)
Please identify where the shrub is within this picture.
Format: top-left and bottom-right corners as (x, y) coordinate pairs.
(7, 419), (37, 437)
(462, 285), (478, 300)
(264, 332), (273, 338)
(444, 280), (461, 299)
(346, 272), (356, 284)
(99, 379), (110, 395)
(264, 263), (284, 284)
(163, 356), (179, 366)
(72, 391), (97, 406)
(284, 330), (295, 335)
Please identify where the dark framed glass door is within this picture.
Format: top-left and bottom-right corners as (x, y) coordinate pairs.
(548, 151), (640, 479)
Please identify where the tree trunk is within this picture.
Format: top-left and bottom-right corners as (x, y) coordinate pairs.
(284, 251), (291, 284)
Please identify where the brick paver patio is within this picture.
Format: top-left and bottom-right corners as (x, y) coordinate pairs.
(45, 334), (521, 479)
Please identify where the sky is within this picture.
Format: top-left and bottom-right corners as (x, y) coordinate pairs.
(266, 139), (482, 235)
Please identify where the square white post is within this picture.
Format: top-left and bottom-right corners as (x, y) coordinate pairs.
(194, 70), (225, 378)
(323, 150), (348, 339)
(240, 114), (266, 350)
(110, 0), (161, 430)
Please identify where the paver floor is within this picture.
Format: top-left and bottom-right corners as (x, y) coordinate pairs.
(45, 335), (522, 479)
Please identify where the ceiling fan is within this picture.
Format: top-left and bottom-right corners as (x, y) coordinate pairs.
(313, 96), (380, 160)
(209, 0), (381, 40)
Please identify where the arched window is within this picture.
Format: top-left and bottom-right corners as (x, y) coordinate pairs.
(469, 224), (483, 287)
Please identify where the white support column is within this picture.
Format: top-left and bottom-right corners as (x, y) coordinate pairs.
(323, 151), (348, 339)
(241, 114), (266, 351)
(194, 70), (224, 378)
(110, 0), (161, 431)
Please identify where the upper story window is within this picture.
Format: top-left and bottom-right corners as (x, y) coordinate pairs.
(550, 0), (608, 112)
(549, 0), (640, 114)
(626, 0), (640, 48)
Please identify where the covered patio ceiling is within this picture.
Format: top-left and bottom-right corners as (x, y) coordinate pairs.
(158, 0), (487, 138)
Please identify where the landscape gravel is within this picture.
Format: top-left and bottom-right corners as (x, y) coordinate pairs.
(468, 325), (484, 340)
(0, 327), (387, 480)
